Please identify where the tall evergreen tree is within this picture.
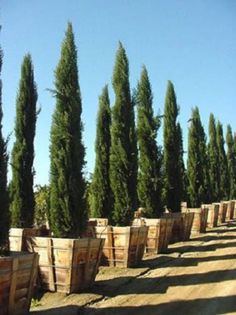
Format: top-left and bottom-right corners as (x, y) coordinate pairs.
(226, 125), (236, 199)
(10, 54), (37, 228)
(187, 107), (210, 207)
(163, 81), (182, 212)
(0, 46), (9, 251)
(90, 85), (112, 219)
(50, 23), (86, 238)
(110, 42), (138, 226)
(216, 121), (229, 200)
(136, 66), (162, 217)
(208, 113), (220, 201)
(177, 122), (188, 202)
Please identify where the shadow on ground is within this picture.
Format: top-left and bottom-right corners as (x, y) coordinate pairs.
(77, 295), (236, 315)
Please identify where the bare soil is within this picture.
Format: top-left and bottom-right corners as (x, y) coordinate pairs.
(31, 221), (236, 315)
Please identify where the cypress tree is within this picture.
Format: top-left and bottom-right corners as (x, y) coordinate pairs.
(187, 107), (210, 207)
(226, 125), (236, 199)
(90, 85), (112, 219)
(0, 46), (9, 251)
(49, 23), (86, 238)
(10, 54), (37, 228)
(177, 122), (188, 202)
(110, 42), (138, 226)
(208, 113), (220, 201)
(136, 66), (162, 217)
(163, 81), (182, 212)
(216, 121), (229, 200)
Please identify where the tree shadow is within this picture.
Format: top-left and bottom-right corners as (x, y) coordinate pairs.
(91, 268), (236, 296)
(30, 305), (79, 315)
(141, 253), (236, 269)
(169, 241), (236, 254)
(190, 234), (236, 242)
(79, 295), (236, 315)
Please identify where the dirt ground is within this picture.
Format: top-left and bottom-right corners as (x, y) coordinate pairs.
(31, 221), (236, 315)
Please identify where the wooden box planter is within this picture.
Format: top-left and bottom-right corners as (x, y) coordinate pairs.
(162, 212), (185, 243)
(88, 218), (108, 226)
(202, 204), (219, 228)
(0, 252), (38, 315)
(9, 228), (51, 252)
(225, 201), (235, 221)
(182, 212), (195, 241)
(144, 218), (174, 254)
(93, 226), (148, 267)
(217, 202), (228, 223)
(188, 207), (209, 234)
(27, 237), (104, 294)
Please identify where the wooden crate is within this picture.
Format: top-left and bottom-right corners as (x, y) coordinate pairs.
(162, 212), (185, 243)
(93, 226), (148, 267)
(182, 212), (195, 241)
(202, 204), (219, 228)
(144, 218), (174, 254)
(225, 201), (235, 221)
(9, 228), (50, 251)
(188, 207), (209, 234)
(217, 202), (227, 223)
(0, 252), (38, 315)
(27, 237), (104, 293)
(88, 218), (109, 226)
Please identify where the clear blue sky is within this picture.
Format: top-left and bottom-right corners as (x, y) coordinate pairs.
(1, 0), (236, 185)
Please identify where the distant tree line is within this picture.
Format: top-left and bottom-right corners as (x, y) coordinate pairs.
(0, 23), (236, 243)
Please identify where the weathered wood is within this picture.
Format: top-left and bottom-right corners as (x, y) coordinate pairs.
(27, 237), (104, 294)
(182, 212), (195, 241)
(162, 213), (185, 243)
(217, 202), (228, 223)
(225, 201), (235, 221)
(0, 252), (38, 315)
(93, 226), (148, 267)
(137, 218), (174, 254)
(187, 207), (209, 234)
(202, 203), (219, 228)
(9, 228), (51, 251)
(88, 218), (109, 226)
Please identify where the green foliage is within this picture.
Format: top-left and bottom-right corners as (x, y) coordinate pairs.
(34, 185), (50, 228)
(89, 85), (112, 219)
(208, 114), (220, 201)
(216, 121), (229, 200)
(187, 107), (210, 207)
(49, 23), (86, 238)
(163, 81), (182, 212)
(136, 66), (162, 217)
(10, 54), (37, 228)
(0, 47), (9, 252)
(109, 42), (138, 226)
(226, 125), (236, 199)
(177, 122), (188, 202)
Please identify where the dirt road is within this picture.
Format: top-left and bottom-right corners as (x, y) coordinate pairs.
(31, 221), (236, 315)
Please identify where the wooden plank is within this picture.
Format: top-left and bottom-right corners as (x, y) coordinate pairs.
(47, 238), (55, 291)
(25, 253), (39, 311)
(8, 256), (18, 314)
(107, 226), (114, 266)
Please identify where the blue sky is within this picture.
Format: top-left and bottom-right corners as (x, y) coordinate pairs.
(1, 0), (236, 185)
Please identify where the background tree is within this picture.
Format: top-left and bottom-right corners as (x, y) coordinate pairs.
(226, 125), (236, 199)
(10, 54), (37, 228)
(208, 113), (220, 201)
(177, 122), (188, 202)
(187, 107), (210, 207)
(163, 80), (182, 212)
(110, 42), (138, 226)
(34, 185), (50, 228)
(49, 23), (86, 237)
(89, 85), (112, 219)
(0, 46), (9, 252)
(136, 66), (162, 217)
(216, 121), (229, 200)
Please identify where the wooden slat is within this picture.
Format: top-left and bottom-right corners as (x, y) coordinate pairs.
(8, 256), (18, 314)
